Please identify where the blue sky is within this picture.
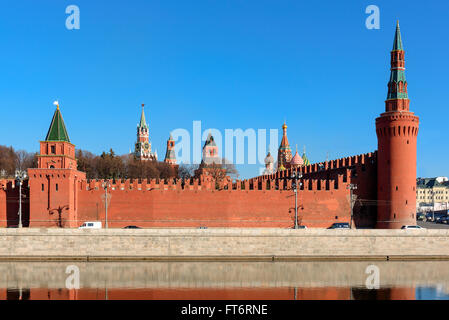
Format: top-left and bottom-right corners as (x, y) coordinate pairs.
(0, 1), (448, 179)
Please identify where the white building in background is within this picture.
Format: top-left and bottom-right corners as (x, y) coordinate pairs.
(436, 177), (449, 184)
(416, 177), (449, 212)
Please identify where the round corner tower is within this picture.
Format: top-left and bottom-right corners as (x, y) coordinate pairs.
(376, 22), (419, 228)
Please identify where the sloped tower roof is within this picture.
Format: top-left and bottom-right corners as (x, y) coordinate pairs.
(279, 122), (290, 150)
(392, 21), (403, 51)
(164, 134), (176, 163)
(45, 104), (71, 142)
(139, 104), (148, 128)
(387, 21), (408, 100)
(302, 146), (310, 166)
(204, 132), (217, 147)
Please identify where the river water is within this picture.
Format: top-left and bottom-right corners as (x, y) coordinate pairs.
(1, 261), (448, 300)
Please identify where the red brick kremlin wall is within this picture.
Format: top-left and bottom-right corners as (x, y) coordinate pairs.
(1, 152), (375, 229)
(0, 179), (30, 228)
(75, 173), (351, 228)
(258, 151), (378, 228)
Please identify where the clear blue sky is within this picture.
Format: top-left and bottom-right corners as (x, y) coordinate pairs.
(0, 1), (448, 179)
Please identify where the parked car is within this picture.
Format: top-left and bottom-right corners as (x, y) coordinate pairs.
(439, 216), (449, 224)
(416, 213), (426, 221)
(123, 225), (141, 229)
(401, 225), (424, 229)
(79, 221), (102, 229)
(426, 212), (447, 222)
(327, 223), (350, 229)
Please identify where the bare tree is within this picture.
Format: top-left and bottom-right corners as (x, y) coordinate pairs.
(15, 150), (35, 171)
(195, 158), (239, 189)
(178, 164), (197, 180)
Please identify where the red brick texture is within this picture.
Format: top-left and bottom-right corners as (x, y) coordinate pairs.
(76, 174), (351, 229)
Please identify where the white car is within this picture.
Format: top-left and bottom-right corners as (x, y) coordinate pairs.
(401, 225), (424, 230)
(79, 221), (102, 229)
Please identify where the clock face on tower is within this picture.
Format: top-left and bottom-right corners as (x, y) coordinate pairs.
(144, 142), (150, 151)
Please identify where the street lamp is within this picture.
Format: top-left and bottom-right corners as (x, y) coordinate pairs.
(432, 190), (435, 221)
(102, 182), (111, 228)
(15, 170), (27, 228)
(347, 184), (358, 229)
(291, 171), (303, 229)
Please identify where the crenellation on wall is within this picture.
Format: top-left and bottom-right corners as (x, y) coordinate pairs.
(4, 149), (372, 229)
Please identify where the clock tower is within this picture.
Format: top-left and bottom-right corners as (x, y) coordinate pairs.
(135, 104), (157, 161)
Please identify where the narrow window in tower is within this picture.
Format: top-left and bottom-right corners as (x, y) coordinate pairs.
(51, 145), (56, 154)
(41, 184), (44, 191)
(56, 184), (58, 192)
(407, 140), (409, 144)
(406, 200), (408, 205)
(394, 214), (396, 219)
(396, 186), (398, 191)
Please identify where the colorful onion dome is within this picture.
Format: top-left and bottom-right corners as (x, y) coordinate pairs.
(291, 151), (304, 166)
(265, 152), (274, 164)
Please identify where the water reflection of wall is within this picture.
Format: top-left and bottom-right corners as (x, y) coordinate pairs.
(0, 261), (448, 290)
(2, 260), (446, 300)
(0, 287), (416, 300)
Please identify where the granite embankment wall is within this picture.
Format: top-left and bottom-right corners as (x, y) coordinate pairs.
(1, 228), (449, 260)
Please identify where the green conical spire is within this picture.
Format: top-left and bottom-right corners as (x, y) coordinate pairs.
(139, 104), (148, 128)
(45, 104), (71, 142)
(302, 146), (310, 166)
(387, 22), (408, 100)
(392, 21), (403, 51)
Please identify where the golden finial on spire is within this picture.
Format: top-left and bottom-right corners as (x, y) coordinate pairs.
(53, 100), (59, 110)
